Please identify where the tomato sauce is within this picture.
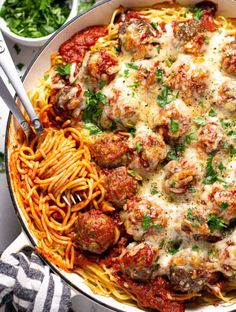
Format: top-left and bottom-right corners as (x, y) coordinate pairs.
(59, 25), (108, 63)
(115, 273), (185, 312)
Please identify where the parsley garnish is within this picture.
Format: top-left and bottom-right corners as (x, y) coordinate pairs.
(230, 146), (236, 156)
(157, 86), (177, 108)
(167, 149), (179, 161)
(192, 245), (199, 252)
(156, 44), (161, 54)
(188, 186), (196, 193)
(165, 59), (174, 68)
(84, 123), (102, 135)
(203, 154), (218, 185)
(82, 90), (108, 128)
(99, 80), (106, 88)
(78, 0), (95, 14)
(124, 69), (129, 78)
(128, 126), (136, 136)
(170, 119), (179, 133)
(191, 7), (203, 21)
(194, 118), (207, 126)
(141, 215), (152, 230)
(187, 208), (203, 227)
(56, 63), (71, 76)
(185, 132), (198, 145)
(155, 68), (163, 82)
(218, 162), (226, 172)
(136, 141), (142, 153)
(44, 73), (49, 81)
(221, 202), (229, 210)
(127, 63), (139, 70)
(151, 22), (158, 29)
(209, 108), (217, 117)
(167, 240), (180, 255)
(206, 214), (226, 231)
(150, 182), (158, 195)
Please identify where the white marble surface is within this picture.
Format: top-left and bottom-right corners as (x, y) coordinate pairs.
(0, 32), (112, 312)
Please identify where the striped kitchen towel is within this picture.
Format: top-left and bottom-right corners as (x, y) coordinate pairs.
(0, 251), (71, 312)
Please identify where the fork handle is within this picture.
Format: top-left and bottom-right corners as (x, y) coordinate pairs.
(0, 31), (43, 135)
(0, 77), (31, 137)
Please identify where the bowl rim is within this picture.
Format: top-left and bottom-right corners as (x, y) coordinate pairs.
(0, 0), (78, 43)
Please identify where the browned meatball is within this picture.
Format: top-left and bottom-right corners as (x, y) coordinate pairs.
(221, 40), (236, 75)
(103, 166), (138, 209)
(90, 133), (131, 168)
(202, 186), (236, 224)
(121, 197), (167, 241)
(129, 129), (168, 175)
(164, 160), (198, 194)
(160, 100), (191, 139)
(74, 209), (119, 254)
(87, 50), (120, 85)
(173, 20), (199, 42)
(119, 242), (159, 281)
(213, 81), (236, 112)
(197, 122), (225, 153)
(167, 64), (208, 104)
(54, 85), (83, 112)
(119, 18), (159, 59)
(169, 265), (219, 292)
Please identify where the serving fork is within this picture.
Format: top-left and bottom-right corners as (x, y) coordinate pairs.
(0, 31), (81, 206)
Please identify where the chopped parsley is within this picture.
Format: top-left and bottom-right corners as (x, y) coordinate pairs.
(188, 186), (196, 193)
(44, 73), (49, 81)
(203, 153), (219, 185)
(185, 132), (198, 145)
(128, 80), (139, 90)
(167, 149), (179, 161)
(218, 162), (226, 172)
(206, 214), (226, 231)
(157, 86), (177, 108)
(78, 0), (95, 14)
(176, 143), (186, 153)
(221, 202), (229, 210)
(230, 146), (236, 156)
(187, 208), (203, 227)
(156, 44), (161, 54)
(165, 59), (174, 68)
(56, 63), (71, 76)
(151, 22), (158, 29)
(192, 245), (199, 252)
(194, 118), (207, 126)
(170, 119), (179, 133)
(84, 123), (102, 135)
(141, 215), (152, 230)
(191, 6), (203, 21)
(124, 69), (129, 78)
(0, 0), (70, 38)
(136, 141), (142, 153)
(127, 63), (139, 70)
(128, 126), (136, 136)
(99, 80), (106, 88)
(209, 108), (217, 117)
(167, 240), (180, 255)
(150, 182), (158, 195)
(82, 90), (108, 128)
(155, 68), (163, 82)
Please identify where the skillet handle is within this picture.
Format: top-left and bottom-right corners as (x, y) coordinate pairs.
(1, 231), (31, 261)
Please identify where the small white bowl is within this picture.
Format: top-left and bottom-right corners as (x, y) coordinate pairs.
(0, 0), (78, 47)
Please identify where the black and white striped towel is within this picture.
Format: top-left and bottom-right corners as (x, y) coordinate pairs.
(0, 251), (71, 312)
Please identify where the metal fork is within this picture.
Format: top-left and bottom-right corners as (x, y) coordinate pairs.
(0, 31), (81, 206)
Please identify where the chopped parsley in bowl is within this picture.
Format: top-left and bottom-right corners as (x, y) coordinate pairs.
(0, 0), (79, 46)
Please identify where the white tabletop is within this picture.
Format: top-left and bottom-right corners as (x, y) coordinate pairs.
(0, 34), (112, 312)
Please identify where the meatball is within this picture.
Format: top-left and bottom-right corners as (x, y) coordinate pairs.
(119, 242), (159, 281)
(86, 50), (120, 85)
(214, 81), (236, 112)
(90, 133), (131, 168)
(103, 166), (138, 209)
(202, 185), (236, 224)
(121, 197), (167, 241)
(221, 40), (236, 75)
(159, 99), (191, 139)
(169, 265), (219, 292)
(54, 85), (83, 113)
(74, 209), (119, 254)
(197, 122), (225, 153)
(167, 64), (208, 104)
(129, 129), (168, 175)
(101, 89), (139, 130)
(119, 18), (159, 59)
(184, 33), (206, 55)
(173, 20), (198, 43)
(164, 160), (198, 194)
